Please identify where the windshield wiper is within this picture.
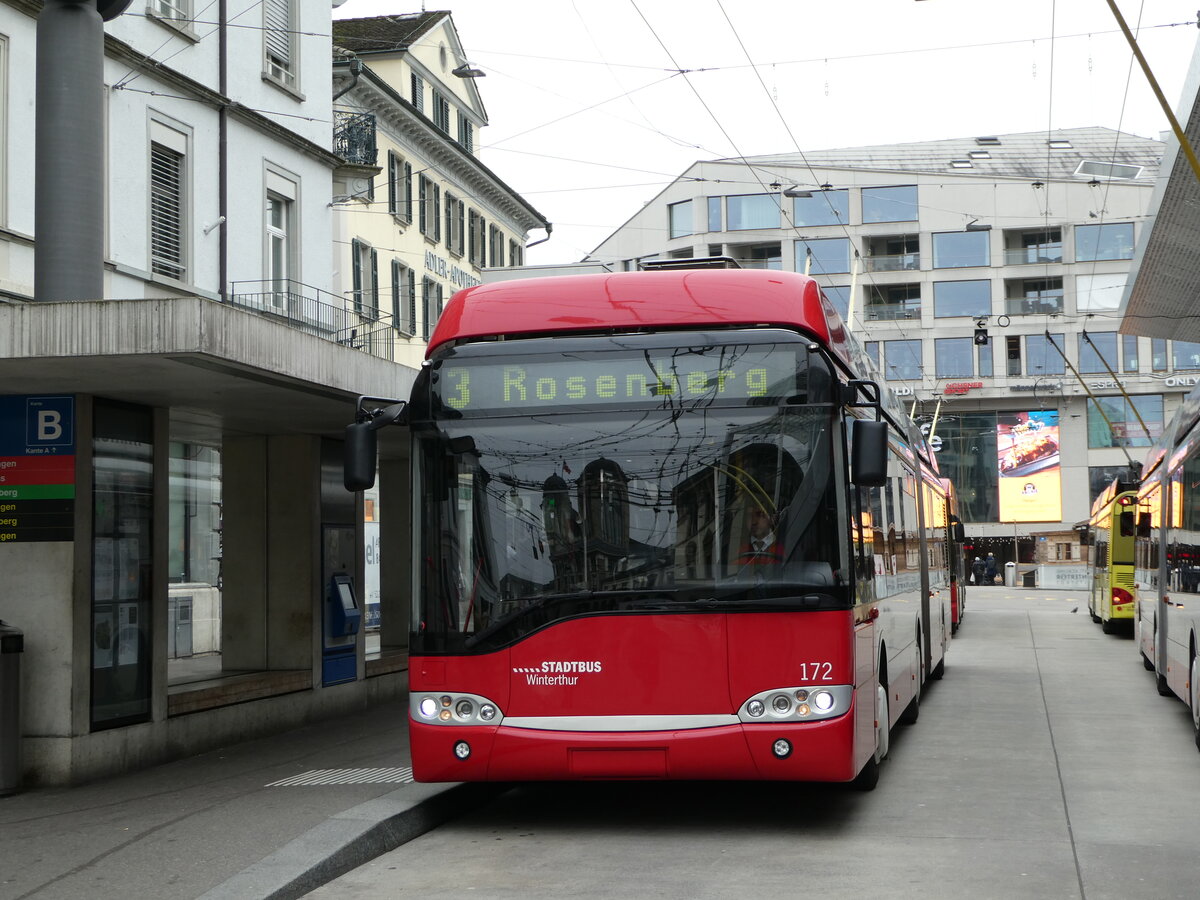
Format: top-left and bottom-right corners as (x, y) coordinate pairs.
(464, 591), (595, 649)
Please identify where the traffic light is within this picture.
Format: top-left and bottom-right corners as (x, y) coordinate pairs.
(973, 326), (989, 346)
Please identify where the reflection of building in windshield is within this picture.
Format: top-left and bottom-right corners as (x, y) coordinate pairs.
(541, 473), (580, 591)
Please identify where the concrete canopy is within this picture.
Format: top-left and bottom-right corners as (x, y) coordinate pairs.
(0, 297), (416, 450)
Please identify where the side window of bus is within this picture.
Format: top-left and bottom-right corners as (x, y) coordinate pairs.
(1095, 541), (1108, 569)
(921, 483), (948, 588)
(1170, 455), (1200, 593)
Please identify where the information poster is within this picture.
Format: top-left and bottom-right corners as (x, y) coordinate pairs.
(997, 410), (1062, 523)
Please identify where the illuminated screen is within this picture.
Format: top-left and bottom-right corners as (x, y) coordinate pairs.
(997, 410), (1062, 523)
(436, 345), (801, 413)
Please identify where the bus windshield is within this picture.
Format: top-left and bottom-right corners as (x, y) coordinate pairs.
(412, 332), (850, 653)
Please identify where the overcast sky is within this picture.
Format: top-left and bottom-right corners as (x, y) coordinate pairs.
(331, 0), (1200, 265)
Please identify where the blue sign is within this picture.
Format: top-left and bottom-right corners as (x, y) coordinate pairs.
(0, 396), (75, 456)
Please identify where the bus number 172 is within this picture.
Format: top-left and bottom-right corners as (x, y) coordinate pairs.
(799, 662), (833, 682)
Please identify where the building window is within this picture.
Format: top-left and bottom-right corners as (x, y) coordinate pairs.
(421, 277), (443, 340)
(391, 259), (415, 335)
(1075, 222), (1134, 261)
(1025, 333), (1065, 376)
(1003, 228), (1062, 265)
(457, 113), (474, 152)
(150, 136), (186, 281)
(1006, 336), (1021, 376)
(1078, 332), (1118, 374)
(489, 225), (504, 266)
(669, 200), (693, 239)
(977, 342), (993, 377)
(387, 151), (412, 223)
(263, 0), (296, 88)
(1005, 277), (1063, 315)
(1152, 338), (1168, 371)
(792, 189), (848, 226)
(862, 185), (917, 223)
(865, 283), (920, 320)
(411, 73), (424, 112)
(933, 231), (988, 268)
(1173, 340), (1200, 371)
(795, 238), (850, 274)
(432, 91), (451, 133)
(351, 238), (378, 317)
(935, 338), (974, 378)
(883, 340), (922, 380)
(418, 176), (440, 241)
(707, 197), (722, 232)
(727, 194), (779, 230)
(1076, 273), (1126, 313)
(151, 0), (190, 24)
(468, 210), (486, 267)
(865, 341), (880, 368)
(1122, 335), (1139, 373)
(509, 239), (524, 267)
(823, 286), (850, 322)
(933, 279), (990, 318)
(1087, 395), (1162, 448)
(265, 194), (291, 308)
(864, 234), (919, 272)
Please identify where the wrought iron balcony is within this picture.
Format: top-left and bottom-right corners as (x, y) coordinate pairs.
(229, 279), (394, 361)
(333, 111), (377, 167)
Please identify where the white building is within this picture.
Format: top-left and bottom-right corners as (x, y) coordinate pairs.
(586, 128), (1188, 585)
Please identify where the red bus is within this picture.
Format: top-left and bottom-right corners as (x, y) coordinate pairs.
(347, 265), (960, 788)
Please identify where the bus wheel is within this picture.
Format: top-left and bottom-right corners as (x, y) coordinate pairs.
(1191, 656), (1200, 753)
(1142, 651), (1155, 672)
(1101, 617), (1117, 635)
(852, 680), (889, 791)
(932, 657), (946, 680)
(900, 637), (921, 725)
(1090, 608), (1101, 624)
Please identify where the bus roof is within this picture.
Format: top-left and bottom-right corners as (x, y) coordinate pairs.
(426, 269), (853, 366)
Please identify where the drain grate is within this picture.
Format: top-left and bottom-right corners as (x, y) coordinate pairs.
(266, 766), (414, 786)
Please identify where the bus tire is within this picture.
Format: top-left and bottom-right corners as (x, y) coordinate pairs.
(1191, 655), (1200, 753)
(1090, 609), (1101, 624)
(1157, 670), (1172, 697)
(900, 635), (920, 725)
(1142, 652), (1155, 672)
(932, 657), (945, 680)
(852, 678), (889, 791)
(1101, 617), (1117, 635)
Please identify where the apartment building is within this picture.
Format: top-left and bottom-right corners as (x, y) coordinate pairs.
(586, 128), (1184, 585)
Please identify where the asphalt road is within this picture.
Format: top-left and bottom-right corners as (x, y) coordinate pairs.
(307, 588), (1200, 900)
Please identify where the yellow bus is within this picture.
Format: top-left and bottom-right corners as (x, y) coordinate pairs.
(1087, 477), (1139, 635)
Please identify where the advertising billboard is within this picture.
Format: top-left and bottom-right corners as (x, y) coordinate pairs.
(997, 410), (1062, 523)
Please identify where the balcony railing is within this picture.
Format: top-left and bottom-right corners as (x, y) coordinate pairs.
(1004, 247), (1063, 265)
(1005, 295), (1063, 316)
(229, 280), (394, 361)
(864, 303), (920, 321)
(864, 253), (919, 273)
(333, 111), (378, 167)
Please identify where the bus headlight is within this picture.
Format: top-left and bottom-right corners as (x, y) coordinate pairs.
(411, 693), (503, 726)
(738, 685), (852, 723)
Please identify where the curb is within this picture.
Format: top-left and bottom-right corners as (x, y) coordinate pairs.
(197, 782), (503, 900)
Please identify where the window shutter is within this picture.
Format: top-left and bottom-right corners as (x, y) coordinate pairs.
(403, 162), (413, 223)
(370, 248), (379, 317)
(150, 142), (184, 279)
(388, 152), (397, 215)
(351, 239), (363, 313)
(391, 259), (400, 325)
(264, 0), (291, 64)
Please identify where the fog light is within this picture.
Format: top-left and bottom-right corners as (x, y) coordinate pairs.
(455, 699), (474, 718)
(418, 697), (438, 718)
(479, 704), (496, 721)
(747, 699), (765, 717)
(772, 739), (792, 759)
(453, 741), (471, 760)
(771, 694), (791, 714)
(813, 690), (835, 712)
(794, 689), (809, 702)
(438, 709), (452, 721)
(797, 703), (810, 717)
(441, 695), (452, 707)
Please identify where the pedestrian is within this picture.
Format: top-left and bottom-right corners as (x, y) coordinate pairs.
(971, 556), (985, 585)
(984, 553), (997, 585)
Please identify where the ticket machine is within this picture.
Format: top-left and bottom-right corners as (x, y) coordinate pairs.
(322, 574), (360, 685)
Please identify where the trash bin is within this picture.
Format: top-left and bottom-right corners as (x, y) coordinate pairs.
(1021, 569), (1037, 588)
(0, 621), (22, 796)
(1004, 561), (1017, 587)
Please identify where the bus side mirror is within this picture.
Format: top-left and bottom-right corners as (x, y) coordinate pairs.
(344, 422), (377, 491)
(851, 419), (887, 487)
(1137, 512), (1151, 539)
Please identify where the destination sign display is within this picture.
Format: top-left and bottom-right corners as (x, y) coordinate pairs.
(437, 346), (800, 413)
(0, 396), (76, 543)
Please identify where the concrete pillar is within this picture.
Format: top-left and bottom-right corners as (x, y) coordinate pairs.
(221, 437), (268, 671)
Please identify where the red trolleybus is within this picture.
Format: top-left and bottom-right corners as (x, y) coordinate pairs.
(347, 266), (959, 788)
